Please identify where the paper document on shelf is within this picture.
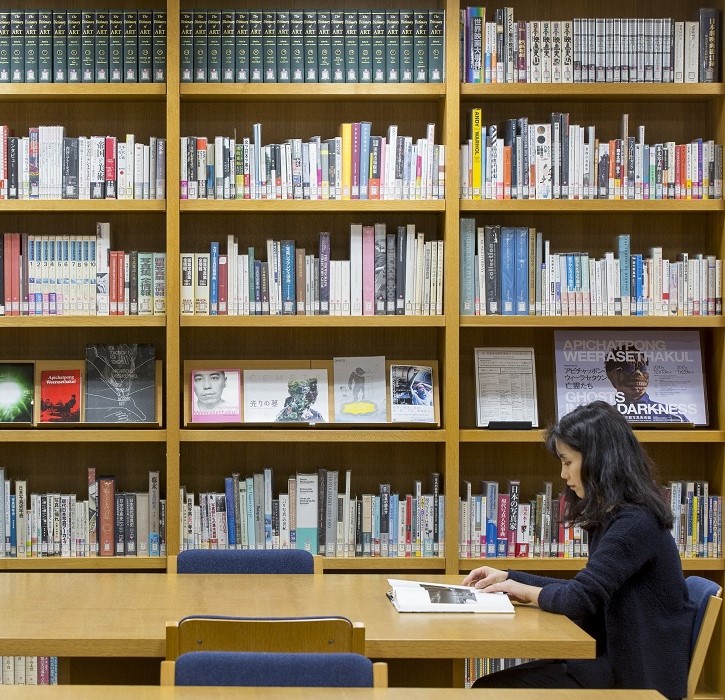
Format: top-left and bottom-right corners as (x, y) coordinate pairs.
(387, 579), (515, 613)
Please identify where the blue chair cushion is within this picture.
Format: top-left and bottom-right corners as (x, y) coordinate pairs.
(175, 651), (374, 687)
(177, 548), (314, 574)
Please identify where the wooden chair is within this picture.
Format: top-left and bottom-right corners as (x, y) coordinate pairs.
(162, 614), (367, 683)
(173, 549), (322, 574)
(166, 651), (388, 688)
(686, 576), (723, 700)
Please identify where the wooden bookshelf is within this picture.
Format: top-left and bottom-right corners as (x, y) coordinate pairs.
(1, 0), (724, 695)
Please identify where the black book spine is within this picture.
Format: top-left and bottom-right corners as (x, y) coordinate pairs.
(179, 11), (193, 82)
(330, 11), (344, 83)
(699, 8), (720, 83)
(248, 11), (262, 83)
(313, 10), (327, 82)
(221, 10), (235, 82)
(193, 10), (207, 82)
(123, 10), (138, 82)
(303, 10), (317, 82)
(371, 11), (385, 83)
(81, 10), (95, 82)
(235, 10), (249, 82)
(206, 10), (221, 82)
(10, 10), (23, 83)
(290, 11), (304, 83)
(66, 10), (81, 83)
(399, 10), (414, 83)
(24, 11), (38, 83)
(62, 137), (79, 199)
(262, 10), (276, 82)
(343, 11), (357, 82)
(37, 10), (53, 83)
(427, 10), (444, 82)
(395, 225), (406, 314)
(94, 11), (109, 82)
(137, 10), (153, 83)
(358, 11), (372, 83)
(385, 232), (396, 314)
(413, 10), (428, 82)
(109, 10), (123, 83)
(385, 11), (400, 82)
(152, 11), (166, 83)
(0, 12), (9, 83)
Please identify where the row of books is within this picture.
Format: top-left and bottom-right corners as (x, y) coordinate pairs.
(0, 10), (166, 84)
(181, 9), (444, 84)
(0, 468), (165, 558)
(464, 658), (529, 688)
(181, 225), (444, 317)
(0, 226), (165, 317)
(460, 111), (723, 201)
(0, 128), (166, 201)
(180, 470), (445, 558)
(1, 657), (58, 686)
(460, 479), (722, 560)
(180, 123), (444, 202)
(461, 7), (720, 84)
(460, 223), (724, 317)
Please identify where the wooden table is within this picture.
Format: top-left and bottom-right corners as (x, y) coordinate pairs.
(0, 572), (594, 661)
(0, 688), (666, 699)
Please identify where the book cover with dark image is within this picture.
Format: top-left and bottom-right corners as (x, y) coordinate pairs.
(0, 363), (34, 423)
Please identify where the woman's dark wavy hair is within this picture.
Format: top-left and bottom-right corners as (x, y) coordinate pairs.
(545, 401), (673, 529)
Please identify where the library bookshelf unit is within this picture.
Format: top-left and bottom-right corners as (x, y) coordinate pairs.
(0, 0), (723, 695)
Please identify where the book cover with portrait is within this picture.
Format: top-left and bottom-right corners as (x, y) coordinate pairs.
(190, 369), (242, 423)
(389, 364), (436, 423)
(243, 369), (330, 424)
(40, 368), (81, 423)
(554, 330), (707, 425)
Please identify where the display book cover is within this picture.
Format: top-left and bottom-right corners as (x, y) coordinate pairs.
(84, 343), (156, 423)
(39, 366), (81, 423)
(386, 579), (515, 613)
(553, 329), (707, 426)
(0, 362), (34, 424)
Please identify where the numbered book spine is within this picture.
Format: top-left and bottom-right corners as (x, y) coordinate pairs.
(317, 10), (331, 82)
(81, 10), (94, 82)
(358, 11), (372, 83)
(123, 10), (138, 82)
(428, 9), (444, 82)
(180, 11), (193, 82)
(53, 10), (67, 83)
(235, 10), (249, 82)
(94, 11), (109, 82)
(262, 10), (276, 82)
(330, 11), (344, 83)
(304, 10), (318, 82)
(219, 11), (234, 82)
(0, 12), (9, 83)
(66, 10), (81, 82)
(109, 10), (123, 82)
(207, 10), (221, 82)
(137, 10), (152, 83)
(24, 10), (38, 82)
(399, 11), (414, 83)
(10, 10), (23, 83)
(343, 11), (357, 82)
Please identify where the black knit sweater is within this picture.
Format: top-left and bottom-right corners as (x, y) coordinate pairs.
(508, 506), (696, 699)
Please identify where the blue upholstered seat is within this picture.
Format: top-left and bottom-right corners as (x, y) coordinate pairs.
(176, 548), (315, 574)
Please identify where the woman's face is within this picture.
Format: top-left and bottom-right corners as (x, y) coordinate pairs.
(555, 438), (585, 498)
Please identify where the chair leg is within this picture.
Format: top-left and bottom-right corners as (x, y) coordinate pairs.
(160, 660), (176, 686)
(373, 661), (389, 688)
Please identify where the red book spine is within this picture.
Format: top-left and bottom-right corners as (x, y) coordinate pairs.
(496, 493), (509, 556)
(105, 136), (117, 198)
(217, 254), (228, 314)
(98, 477), (116, 557)
(109, 250), (118, 314)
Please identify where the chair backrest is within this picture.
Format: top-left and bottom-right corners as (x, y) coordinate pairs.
(172, 651), (387, 688)
(176, 548), (319, 574)
(686, 576), (723, 700)
(166, 615), (366, 661)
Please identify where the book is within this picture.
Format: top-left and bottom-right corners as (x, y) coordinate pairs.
(554, 330), (707, 425)
(386, 579), (515, 613)
(390, 364), (435, 423)
(84, 343), (156, 423)
(39, 368), (81, 423)
(243, 368), (329, 423)
(333, 355), (387, 423)
(190, 368), (241, 423)
(0, 363), (34, 423)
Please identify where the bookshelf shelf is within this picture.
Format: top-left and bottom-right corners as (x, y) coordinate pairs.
(0, 557), (167, 571)
(460, 82), (725, 102)
(179, 199), (446, 213)
(0, 316), (166, 328)
(322, 557), (446, 571)
(0, 430), (167, 443)
(0, 83), (167, 102)
(0, 200), (166, 213)
(181, 315), (446, 328)
(181, 83), (447, 102)
(459, 200), (725, 213)
(459, 316), (725, 328)
(459, 429), (725, 444)
(181, 428), (448, 443)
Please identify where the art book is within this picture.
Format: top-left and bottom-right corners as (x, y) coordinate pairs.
(85, 344), (156, 423)
(0, 363), (34, 423)
(190, 369), (242, 423)
(333, 355), (387, 422)
(243, 368), (330, 423)
(554, 330), (707, 425)
(386, 579), (515, 613)
(40, 369), (81, 423)
(390, 364), (435, 423)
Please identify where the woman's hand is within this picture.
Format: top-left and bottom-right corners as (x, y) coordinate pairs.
(484, 579), (542, 606)
(462, 566), (508, 589)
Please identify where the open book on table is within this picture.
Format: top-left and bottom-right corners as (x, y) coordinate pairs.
(386, 579), (515, 613)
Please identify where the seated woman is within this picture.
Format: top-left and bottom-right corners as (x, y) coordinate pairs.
(463, 401), (695, 700)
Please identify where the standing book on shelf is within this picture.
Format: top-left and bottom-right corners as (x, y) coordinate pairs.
(0, 362), (34, 423)
(243, 368), (330, 424)
(389, 363), (437, 423)
(474, 347), (538, 428)
(38, 366), (81, 423)
(190, 368), (241, 423)
(333, 355), (387, 423)
(554, 330), (707, 425)
(84, 343), (156, 423)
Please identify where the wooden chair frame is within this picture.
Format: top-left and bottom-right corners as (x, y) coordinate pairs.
(687, 585), (723, 700)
